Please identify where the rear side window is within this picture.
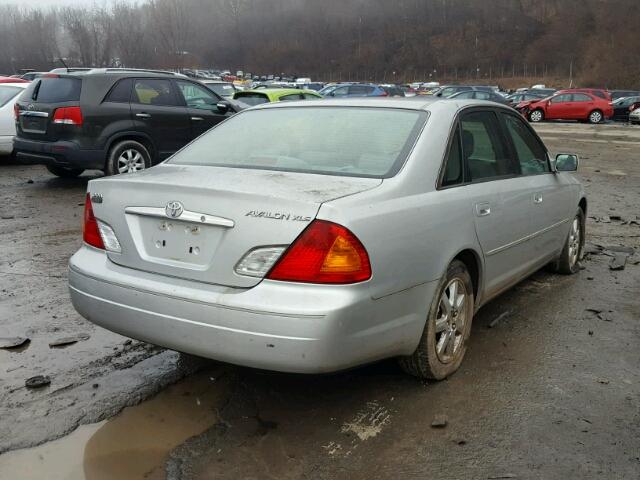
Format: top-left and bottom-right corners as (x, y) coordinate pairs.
(29, 77), (82, 103)
(349, 85), (374, 95)
(592, 91), (606, 99)
(104, 79), (132, 103)
(572, 93), (591, 102)
(502, 114), (549, 175)
(460, 111), (513, 181)
(132, 79), (179, 106)
(234, 93), (269, 106)
(0, 86), (22, 107)
(279, 94), (303, 101)
(441, 126), (464, 187)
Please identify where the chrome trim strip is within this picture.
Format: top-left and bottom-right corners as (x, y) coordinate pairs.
(124, 206), (235, 228)
(486, 218), (569, 257)
(19, 111), (49, 118)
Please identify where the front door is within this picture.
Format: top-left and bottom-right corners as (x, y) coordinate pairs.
(175, 80), (231, 139)
(545, 94), (573, 120)
(457, 110), (536, 297)
(130, 78), (191, 160)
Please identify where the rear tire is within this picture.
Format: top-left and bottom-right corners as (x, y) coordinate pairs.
(399, 260), (474, 380)
(106, 140), (151, 176)
(46, 165), (84, 178)
(555, 208), (585, 274)
(588, 110), (603, 124)
(529, 109), (544, 122)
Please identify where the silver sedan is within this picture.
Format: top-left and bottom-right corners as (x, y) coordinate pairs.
(69, 98), (586, 379)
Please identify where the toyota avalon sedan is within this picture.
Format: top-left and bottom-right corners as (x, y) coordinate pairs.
(69, 98), (586, 379)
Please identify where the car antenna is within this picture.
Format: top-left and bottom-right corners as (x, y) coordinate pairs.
(58, 57), (69, 72)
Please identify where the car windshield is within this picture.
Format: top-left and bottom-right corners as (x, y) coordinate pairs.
(169, 106), (427, 178)
(0, 85), (22, 107)
(207, 83), (236, 97)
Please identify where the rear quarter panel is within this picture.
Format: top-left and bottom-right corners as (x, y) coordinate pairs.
(319, 103), (484, 300)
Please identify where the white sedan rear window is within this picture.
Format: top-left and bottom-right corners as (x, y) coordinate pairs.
(170, 107), (427, 178)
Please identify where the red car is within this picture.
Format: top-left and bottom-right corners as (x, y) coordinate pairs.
(0, 77), (29, 84)
(517, 92), (613, 124)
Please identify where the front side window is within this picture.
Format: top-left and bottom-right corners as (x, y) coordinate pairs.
(169, 107), (427, 178)
(177, 81), (219, 109)
(592, 91), (606, 99)
(551, 94), (572, 104)
(132, 79), (178, 106)
(331, 86), (350, 97)
(502, 114), (549, 175)
(475, 92), (491, 100)
(460, 111), (513, 181)
(349, 85), (374, 95)
(454, 91), (475, 100)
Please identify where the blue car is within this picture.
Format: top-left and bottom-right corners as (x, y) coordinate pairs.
(319, 83), (388, 98)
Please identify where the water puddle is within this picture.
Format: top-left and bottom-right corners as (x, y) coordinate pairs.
(0, 368), (229, 480)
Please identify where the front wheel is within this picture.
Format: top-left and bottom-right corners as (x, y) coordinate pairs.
(46, 165), (84, 178)
(529, 109), (544, 123)
(588, 110), (603, 124)
(399, 260), (474, 380)
(555, 208), (585, 274)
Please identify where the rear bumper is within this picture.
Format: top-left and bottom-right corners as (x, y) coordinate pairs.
(69, 246), (435, 373)
(13, 137), (105, 170)
(0, 135), (13, 155)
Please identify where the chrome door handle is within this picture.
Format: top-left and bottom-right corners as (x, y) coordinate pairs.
(533, 193), (543, 204)
(191, 116), (204, 121)
(475, 203), (491, 217)
(135, 113), (151, 119)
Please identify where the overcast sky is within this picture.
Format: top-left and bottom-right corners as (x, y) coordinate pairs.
(0, 0), (135, 6)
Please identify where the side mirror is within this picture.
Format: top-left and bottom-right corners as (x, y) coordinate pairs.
(216, 101), (231, 114)
(554, 153), (579, 172)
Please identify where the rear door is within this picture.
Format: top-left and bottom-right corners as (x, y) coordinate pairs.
(15, 76), (82, 142)
(175, 80), (230, 139)
(130, 78), (191, 160)
(456, 110), (536, 297)
(348, 85), (375, 97)
(571, 93), (594, 119)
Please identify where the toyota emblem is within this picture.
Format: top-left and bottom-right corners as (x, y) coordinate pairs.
(165, 201), (184, 219)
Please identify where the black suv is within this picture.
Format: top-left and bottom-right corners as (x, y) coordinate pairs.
(14, 72), (239, 177)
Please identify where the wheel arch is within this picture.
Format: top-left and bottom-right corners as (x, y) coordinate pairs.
(578, 196), (587, 216)
(452, 248), (483, 307)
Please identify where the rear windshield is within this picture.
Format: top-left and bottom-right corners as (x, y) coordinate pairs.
(26, 77), (82, 103)
(169, 107), (427, 178)
(234, 93), (269, 106)
(0, 86), (22, 107)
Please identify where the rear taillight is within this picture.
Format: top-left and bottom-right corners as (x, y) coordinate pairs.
(13, 103), (19, 121)
(83, 193), (105, 250)
(53, 106), (83, 126)
(380, 91), (389, 97)
(267, 220), (371, 284)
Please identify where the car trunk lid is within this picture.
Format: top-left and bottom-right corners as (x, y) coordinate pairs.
(89, 165), (381, 288)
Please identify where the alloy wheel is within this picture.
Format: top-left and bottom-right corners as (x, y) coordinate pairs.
(530, 110), (543, 122)
(589, 111), (603, 123)
(435, 278), (468, 364)
(568, 217), (581, 267)
(117, 149), (146, 174)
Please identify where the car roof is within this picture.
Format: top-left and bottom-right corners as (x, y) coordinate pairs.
(240, 88), (317, 96)
(251, 97), (514, 113)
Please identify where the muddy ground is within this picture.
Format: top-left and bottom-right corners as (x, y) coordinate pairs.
(0, 122), (639, 479)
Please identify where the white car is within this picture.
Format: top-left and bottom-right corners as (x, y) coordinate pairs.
(630, 107), (640, 125)
(0, 83), (28, 156)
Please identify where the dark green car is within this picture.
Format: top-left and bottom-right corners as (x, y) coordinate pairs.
(233, 88), (322, 107)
